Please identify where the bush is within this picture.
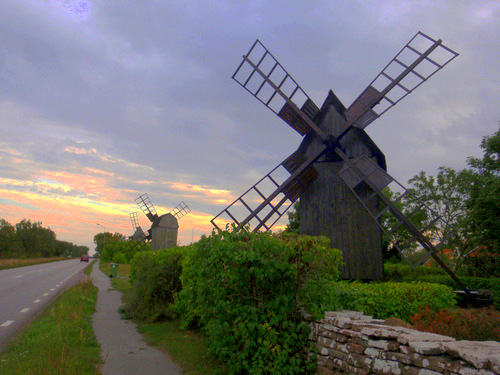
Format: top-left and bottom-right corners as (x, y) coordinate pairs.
(414, 275), (500, 309)
(412, 306), (500, 341)
(383, 263), (446, 282)
(125, 245), (192, 321)
(176, 230), (343, 374)
(325, 281), (457, 322)
(101, 240), (150, 264)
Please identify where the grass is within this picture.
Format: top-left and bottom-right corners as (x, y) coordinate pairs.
(0, 257), (68, 270)
(0, 277), (102, 375)
(99, 260), (223, 374)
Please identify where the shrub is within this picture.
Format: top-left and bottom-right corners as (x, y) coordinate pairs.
(176, 230), (343, 374)
(412, 306), (500, 341)
(112, 251), (127, 264)
(325, 281), (456, 322)
(125, 245), (192, 321)
(414, 275), (500, 309)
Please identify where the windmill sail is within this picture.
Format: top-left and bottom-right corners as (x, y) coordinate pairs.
(211, 149), (321, 232)
(169, 201), (191, 220)
(344, 31), (458, 132)
(135, 193), (158, 222)
(233, 39), (324, 138)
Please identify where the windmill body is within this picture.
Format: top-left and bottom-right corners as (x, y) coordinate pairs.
(299, 91), (386, 279)
(151, 212), (179, 250)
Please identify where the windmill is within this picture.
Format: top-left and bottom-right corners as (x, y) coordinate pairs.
(211, 31), (472, 297)
(131, 193), (191, 250)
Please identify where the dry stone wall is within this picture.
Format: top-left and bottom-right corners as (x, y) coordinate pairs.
(311, 311), (500, 375)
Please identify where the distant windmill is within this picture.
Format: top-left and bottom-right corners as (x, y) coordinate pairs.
(131, 193), (191, 250)
(211, 31), (472, 297)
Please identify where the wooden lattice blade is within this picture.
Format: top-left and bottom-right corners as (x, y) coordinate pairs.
(342, 32), (458, 134)
(233, 39), (325, 140)
(211, 149), (322, 232)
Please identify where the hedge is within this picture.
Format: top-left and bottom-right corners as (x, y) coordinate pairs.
(326, 281), (457, 322)
(175, 230), (343, 374)
(126, 245), (192, 321)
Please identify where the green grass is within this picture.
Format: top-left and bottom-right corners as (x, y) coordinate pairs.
(0, 257), (68, 270)
(84, 260), (96, 276)
(99, 260), (223, 374)
(138, 320), (224, 375)
(0, 278), (102, 375)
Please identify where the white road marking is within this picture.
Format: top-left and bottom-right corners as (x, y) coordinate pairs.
(50, 288), (55, 291)
(43, 293), (49, 296)
(1, 320), (14, 327)
(14, 275), (23, 279)
(34, 299), (41, 303)
(20, 308), (30, 313)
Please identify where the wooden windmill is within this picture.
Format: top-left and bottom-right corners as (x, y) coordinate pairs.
(211, 31), (471, 295)
(131, 193), (190, 250)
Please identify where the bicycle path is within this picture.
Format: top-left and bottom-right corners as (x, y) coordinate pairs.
(92, 261), (183, 375)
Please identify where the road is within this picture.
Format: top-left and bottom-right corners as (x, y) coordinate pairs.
(0, 259), (89, 350)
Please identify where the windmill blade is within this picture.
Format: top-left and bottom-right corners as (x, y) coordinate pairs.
(211, 149), (321, 232)
(342, 31), (458, 134)
(233, 40), (326, 140)
(129, 212), (141, 231)
(337, 151), (472, 297)
(170, 201), (191, 220)
(135, 193), (159, 222)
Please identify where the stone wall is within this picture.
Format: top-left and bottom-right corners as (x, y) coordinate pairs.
(311, 311), (499, 375)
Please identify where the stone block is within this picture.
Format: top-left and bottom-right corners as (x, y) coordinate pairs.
(347, 352), (373, 370)
(348, 342), (367, 354)
(411, 353), (454, 372)
(397, 331), (455, 345)
(367, 339), (400, 351)
(328, 347), (348, 361)
(365, 347), (384, 359)
(410, 341), (444, 355)
(441, 340), (500, 371)
(400, 345), (415, 355)
(385, 351), (413, 365)
(340, 328), (369, 340)
(457, 367), (496, 375)
(372, 358), (404, 375)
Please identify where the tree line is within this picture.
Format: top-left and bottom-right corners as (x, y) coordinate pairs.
(0, 218), (89, 258)
(286, 130), (499, 275)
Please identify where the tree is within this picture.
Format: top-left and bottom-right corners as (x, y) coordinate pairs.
(284, 201), (300, 234)
(0, 219), (24, 258)
(93, 232), (127, 257)
(464, 130), (500, 254)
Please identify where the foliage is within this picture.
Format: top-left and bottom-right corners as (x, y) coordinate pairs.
(99, 238), (150, 263)
(325, 281), (456, 322)
(464, 130), (500, 254)
(0, 218), (88, 259)
(126, 246), (191, 321)
(93, 231), (127, 256)
(284, 201), (300, 234)
(413, 274), (500, 310)
(176, 229), (343, 374)
(412, 306), (500, 341)
(383, 263), (447, 282)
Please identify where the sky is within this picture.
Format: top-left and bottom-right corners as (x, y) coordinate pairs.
(0, 0), (498, 253)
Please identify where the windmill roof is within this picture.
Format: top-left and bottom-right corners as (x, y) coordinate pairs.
(312, 90), (387, 171)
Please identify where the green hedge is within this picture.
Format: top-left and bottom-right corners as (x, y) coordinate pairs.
(175, 230), (343, 375)
(326, 281), (457, 322)
(126, 245), (192, 321)
(384, 264), (500, 309)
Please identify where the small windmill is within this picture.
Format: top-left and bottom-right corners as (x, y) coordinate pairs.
(131, 193), (191, 250)
(211, 32), (472, 297)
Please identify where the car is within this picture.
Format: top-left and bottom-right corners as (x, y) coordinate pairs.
(80, 255), (90, 262)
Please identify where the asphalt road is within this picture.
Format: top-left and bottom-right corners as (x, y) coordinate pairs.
(0, 259), (89, 350)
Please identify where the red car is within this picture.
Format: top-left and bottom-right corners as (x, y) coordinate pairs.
(80, 255), (90, 262)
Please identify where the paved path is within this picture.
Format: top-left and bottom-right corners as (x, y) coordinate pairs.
(0, 259), (88, 350)
(91, 261), (183, 375)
